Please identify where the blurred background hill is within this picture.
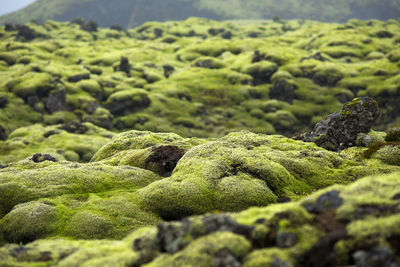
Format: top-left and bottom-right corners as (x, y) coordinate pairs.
(0, 0), (399, 28)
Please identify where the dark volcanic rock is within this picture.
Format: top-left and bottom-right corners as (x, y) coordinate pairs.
(302, 97), (380, 150)
(16, 25), (36, 41)
(4, 24), (15, 32)
(80, 21), (98, 32)
(276, 232), (298, 248)
(212, 249), (241, 267)
(163, 64), (175, 78)
(304, 190), (343, 214)
(0, 95), (8, 108)
(353, 247), (396, 267)
(67, 74), (90, 83)
(269, 80), (297, 104)
(45, 90), (68, 113)
(115, 57), (131, 76)
(59, 121), (88, 134)
(32, 153), (57, 163)
(0, 125), (7, 140)
(145, 145), (185, 177)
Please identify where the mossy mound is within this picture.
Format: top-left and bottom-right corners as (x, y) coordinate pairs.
(0, 160), (162, 242)
(93, 130), (400, 220)
(1, 172), (399, 266)
(0, 18), (399, 139)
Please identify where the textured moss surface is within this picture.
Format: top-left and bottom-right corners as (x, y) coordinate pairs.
(1, 129), (399, 245)
(0, 172), (399, 266)
(0, 18), (399, 266)
(0, 18), (400, 141)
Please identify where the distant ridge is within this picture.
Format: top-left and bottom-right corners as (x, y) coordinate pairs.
(0, 0), (399, 28)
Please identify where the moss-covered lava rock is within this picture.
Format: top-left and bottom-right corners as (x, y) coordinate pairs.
(92, 129), (400, 220)
(1, 171), (399, 266)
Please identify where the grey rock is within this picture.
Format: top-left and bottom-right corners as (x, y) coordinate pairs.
(303, 96), (380, 150)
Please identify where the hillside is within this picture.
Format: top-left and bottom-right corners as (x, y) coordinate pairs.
(0, 0), (399, 28)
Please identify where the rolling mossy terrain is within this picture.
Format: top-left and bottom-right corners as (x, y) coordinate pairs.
(0, 18), (400, 145)
(0, 18), (400, 266)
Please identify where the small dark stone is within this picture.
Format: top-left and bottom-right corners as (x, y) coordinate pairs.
(86, 102), (99, 114)
(247, 32), (259, 38)
(115, 57), (131, 76)
(252, 50), (263, 63)
(353, 247), (395, 267)
(32, 153), (57, 163)
(26, 95), (40, 108)
(312, 72), (343, 87)
(276, 232), (298, 248)
(0, 164), (7, 169)
(202, 214), (253, 240)
(0, 125), (7, 140)
(212, 249), (241, 267)
(393, 193), (400, 200)
(156, 220), (190, 254)
(0, 96), (8, 108)
(80, 21), (98, 32)
(43, 130), (60, 138)
(163, 64), (175, 78)
(374, 30), (394, 38)
(16, 25), (36, 41)
(4, 24), (15, 32)
(133, 238), (143, 251)
(46, 90), (67, 113)
(145, 146), (185, 177)
(254, 218), (267, 224)
(154, 28), (163, 38)
(110, 25), (124, 31)
(278, 196), (291, 203)
(67, 74), (90, 83)
(221, 31), (232, 39)
(208, 28), (225, 36)
(59, 121), (88, 134)
(304, 190), (343, 214)
(194, 59), (213, 68)
(269, 80), (297, 104)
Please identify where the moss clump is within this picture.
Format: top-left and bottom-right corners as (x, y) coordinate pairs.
(1, 202), (58, 243)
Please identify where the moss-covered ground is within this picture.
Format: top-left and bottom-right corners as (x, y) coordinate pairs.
(1, 18), (400, 144)
(0, 18), (399, 266)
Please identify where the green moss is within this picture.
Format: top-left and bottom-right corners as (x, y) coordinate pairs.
(0, 123), (114, 164)
(1, 171), (400, 265)
(77, 79), (102, 99)
(1, 202), (58, 243)
(8, 72), (53, 98)
(0, 52), (18, 65)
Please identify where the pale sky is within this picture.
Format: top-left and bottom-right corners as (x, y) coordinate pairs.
(0, 0), (36, 16)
